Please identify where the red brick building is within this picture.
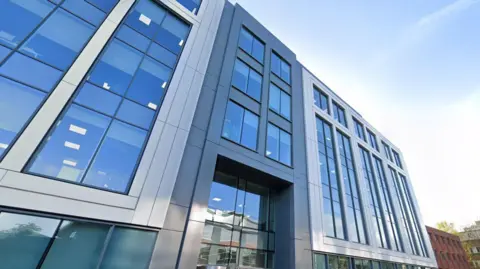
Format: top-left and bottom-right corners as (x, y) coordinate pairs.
(427, 226), (470, 269)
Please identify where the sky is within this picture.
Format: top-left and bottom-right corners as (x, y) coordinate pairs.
(230, 0), (480, 229)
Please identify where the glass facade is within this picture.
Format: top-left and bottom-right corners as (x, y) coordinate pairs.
(199, 171), (275, 269)
(176, 0), (202, 14)
(239, 27), (265, 63)
(367, 129), (379, 151)
(373, 156), (402, 252)
(332, 102), (347, 128)
(26, 0), (190, 194)
(317, 117), (345, 239)
(359, 147), (388, 248)
(222, 101), (259, 150)
(314, 87), (329, 113)
(271, 52), (290, 84)
(0, 0), (118, 159)
(337, 131), (366, 244)
(0, 211), (157, 269)
(392, 150), (403, 169)
(266, 124), (291, 166)
(353, 118), (366, 142)
(313, 253), (429, 269)
(232, 59), (263, 101)
(382, 142), (393, 161)
(269, 83), (291, 120)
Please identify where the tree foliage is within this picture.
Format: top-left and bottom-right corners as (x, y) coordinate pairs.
(436, 221), (458, 235)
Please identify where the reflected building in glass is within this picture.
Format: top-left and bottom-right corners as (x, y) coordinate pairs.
(0, 0), (436, 268)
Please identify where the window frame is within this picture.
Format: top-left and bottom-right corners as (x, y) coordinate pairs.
(0, 0), (116, 161)
(392, 149), (403, 169)
(231, 58), (263, 102)
(268, 82), (291, 121)
(313, 86), (329, 114)
(238, 26), (265, 64)
(221, 100), (260, 151)
(23, 0), (192, 195)
(353, 117), (366, 142)
(270, 51), (291, 84)
(265, 122), (292, 167)
(332, 101), (347, 128)
(367, 129), (379, 151)
(175, 0), (202, 15)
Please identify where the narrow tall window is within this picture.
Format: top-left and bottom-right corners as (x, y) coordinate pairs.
(268, 83), (291, 120)
(353, 118), (366, 142)
(238, 27), (265, 63)
(222, 101), (259, 150)
(373, 157), (403, 252)
(337, 131), (367, 244)
(367, 129), (379, 151)
(266, 124), (291, 166)
(0, 0), (119, 159)
(392, 150), (403, 169)
(332, 101), (347, 127)
(232, 59), (262, 101)
(313, 86), (329, 113)
(382, 142), (393, 161)
(316, 117), (345, 239)
(271, 52), (290, 84)
(358, 147), (388, 248)
(27, 0), (190, 194)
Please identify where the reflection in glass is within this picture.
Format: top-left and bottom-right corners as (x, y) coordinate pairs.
(41, 221), (109, 269)
(266, 124), (279, 161)
(239, 248), (273, 269)
(202, 222), (233, 246)
(61, 0), (106, 26)
(222, 101), (244, 144)
(197, 244), (231, 266)
(240, 110), (258, 150)
(176, 0), (202, 14)
(0, 213), (60, 269)
(314, 254), (326, 269)
(206, 172), (238, 224)
(0, 45), (11, 62)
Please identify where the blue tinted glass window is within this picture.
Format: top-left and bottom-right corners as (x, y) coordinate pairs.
(176, 0), (202, 14)
(266, 124), (279, 161)
(269, 84), (291, 120)
(247, 69), (262, 101)
(333, 102), (347, 127)
(367, 129), (379, 151)
(0, 45), (11, 62)
(313, 87), (329, 113)
(392, 150), (403, 168)
(156, 14), (189, 54)
(83, 121), (147, 193)
(232, 59), (262, 101)
(125, 57), (171, 108)
(269, 84), (280, 113)
(271, 52), (290, 84)
(147, 42), (176, 68)
(0, 77), (46, 157)
(20, 9), (95, 70)
(354, 118), (366, 141)
(240, 110), (259, 150)
(87, 0), (118, 13)
(74, 83), (122, 116)
(238, 28), (264, 63)
(116, 25), (150, 52)
(0, 0), (54, 49)
(62, 0), (106, 26)
(222, 101), (244, 144)
(28, 105), (111, 183)
(0, 52), (62, 92)
(125, 0), (166, 38)
(279, 130), (291, 165)
(206, 172), (238, 224)
(115, 100), (154, 130)
(88, 40), (143, 95)
(252, 38), (265, 63)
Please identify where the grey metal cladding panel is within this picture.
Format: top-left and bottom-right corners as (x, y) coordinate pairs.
(192, 86), (216, 131)
(293, 184), (311, 241)
(268, 112), (292, 133)
(162, 203), (189, 233)
(170, 144), (203, 208)
(149, 229), (183, 269)
(274, 186), (295, 269)
(229, 88), (261, 115)
(187, 125), (207, 150)
(290, 61), (308, 176)
(271, 74), (292, 95)
(176, 220), (206, 269)
(237, 49), (264, 74)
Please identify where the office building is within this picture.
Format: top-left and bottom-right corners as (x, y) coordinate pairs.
(426, 226), (469, 269)
(460, 221), (480, 268)
(0, 0), (437, 268)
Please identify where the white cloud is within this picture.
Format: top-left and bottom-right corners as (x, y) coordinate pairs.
(417, 0), (480, 27)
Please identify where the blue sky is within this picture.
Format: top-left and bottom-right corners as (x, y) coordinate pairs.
(231, 0), (480, 228)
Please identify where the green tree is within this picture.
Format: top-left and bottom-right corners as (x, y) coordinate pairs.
(436, 221), (458, 235)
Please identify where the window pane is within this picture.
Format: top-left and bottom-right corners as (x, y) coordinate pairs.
(314, 254), (326, 269)
(280, 91), (291, 119)
(125, 0), (166, 38)
(269, 84), (280, 113)
(99, 228), (157, 269)
(232, 60), (248, 92)
(240, 229), (269, 250)
(87, 0), (118, 13)
(239, 28), (253, 54)
(156, 14), (189, 54)
(0, 212), (60, 269)
(252, 39), (264, 63)
(202, 222), (233, 245)
(280, 61), (290, 83)
(266, 124), (279, 160)
(28, 105), (111, 183)
(247, 69), (262, 101)
(239, 248), (273, 268)
(321, 93), (328, 112)
(176, 0), (202, 14)
(41, 221), (110, 269)
(116, 25), (150, 52)
(88, 39), (143, 95)
(206, 172), (238, 224)
(0, 77), (46, 157)
(20, 9), (95, 70)
(115, 100), (154, 130)
(271, 53), (280, 76)
(222, 102), (244, 143)
(0, 45), (11, 62)
(279, 130), (291, 165)
(0, 0), (54, 48)
(62, 0), (106, 26)
(240, 110), (258, 150)
(125, 57), (171, 108)
(147, 42), (177, 68)
(197, 244), (231, 266)
(243, 182), (269, 230)
(74, 82), (122, 116)
(0, 52), (62, 92)
(83, 121), (147, 193)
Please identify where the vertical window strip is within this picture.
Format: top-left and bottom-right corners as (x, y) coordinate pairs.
(354, 118), (365, 142)
(382, 142), (392, 161)
(337, 131), (367, 244)
(398, 174), (428, 257)
(359, 147), (388, 248)
(373, 157), (403, 252)
(316, 117), (345, 239)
